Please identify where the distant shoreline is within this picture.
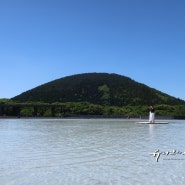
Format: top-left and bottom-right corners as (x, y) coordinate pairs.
(1, 115), (183, 119)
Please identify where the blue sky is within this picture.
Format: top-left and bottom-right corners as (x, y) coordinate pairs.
(0, 0), (185, 100)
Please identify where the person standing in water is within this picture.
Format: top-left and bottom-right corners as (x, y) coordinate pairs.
(149, 105), (155, 123)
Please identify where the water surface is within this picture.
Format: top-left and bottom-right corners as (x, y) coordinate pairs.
(0, 118), (185, 185)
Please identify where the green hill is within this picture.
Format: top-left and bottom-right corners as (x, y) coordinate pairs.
(12, 73), (184, 106)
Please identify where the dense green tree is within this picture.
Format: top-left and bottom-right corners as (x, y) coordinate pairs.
(1, 101), (185, 117)
(11, 73), (185, 106)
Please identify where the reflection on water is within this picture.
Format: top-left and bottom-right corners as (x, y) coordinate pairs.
(0, 119), (185, 185)
(149, 124), (154, 139)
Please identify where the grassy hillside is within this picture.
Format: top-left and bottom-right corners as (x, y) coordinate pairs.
(12, 73), (184, 106)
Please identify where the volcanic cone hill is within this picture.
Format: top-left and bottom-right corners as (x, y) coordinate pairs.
(12, 73), (184, 106)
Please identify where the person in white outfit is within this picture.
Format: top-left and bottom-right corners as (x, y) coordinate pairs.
(149, 105), (155, 123)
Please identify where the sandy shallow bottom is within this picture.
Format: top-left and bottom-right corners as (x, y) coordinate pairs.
(0, 118), (185, 185)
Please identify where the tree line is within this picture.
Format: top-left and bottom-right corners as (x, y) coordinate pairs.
(1, 99), (185, 117)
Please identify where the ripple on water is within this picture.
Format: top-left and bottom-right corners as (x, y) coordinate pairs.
(1, 119), (185, 185)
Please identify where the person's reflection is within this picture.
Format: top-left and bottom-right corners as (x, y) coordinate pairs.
(149, 124), (154, 139)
